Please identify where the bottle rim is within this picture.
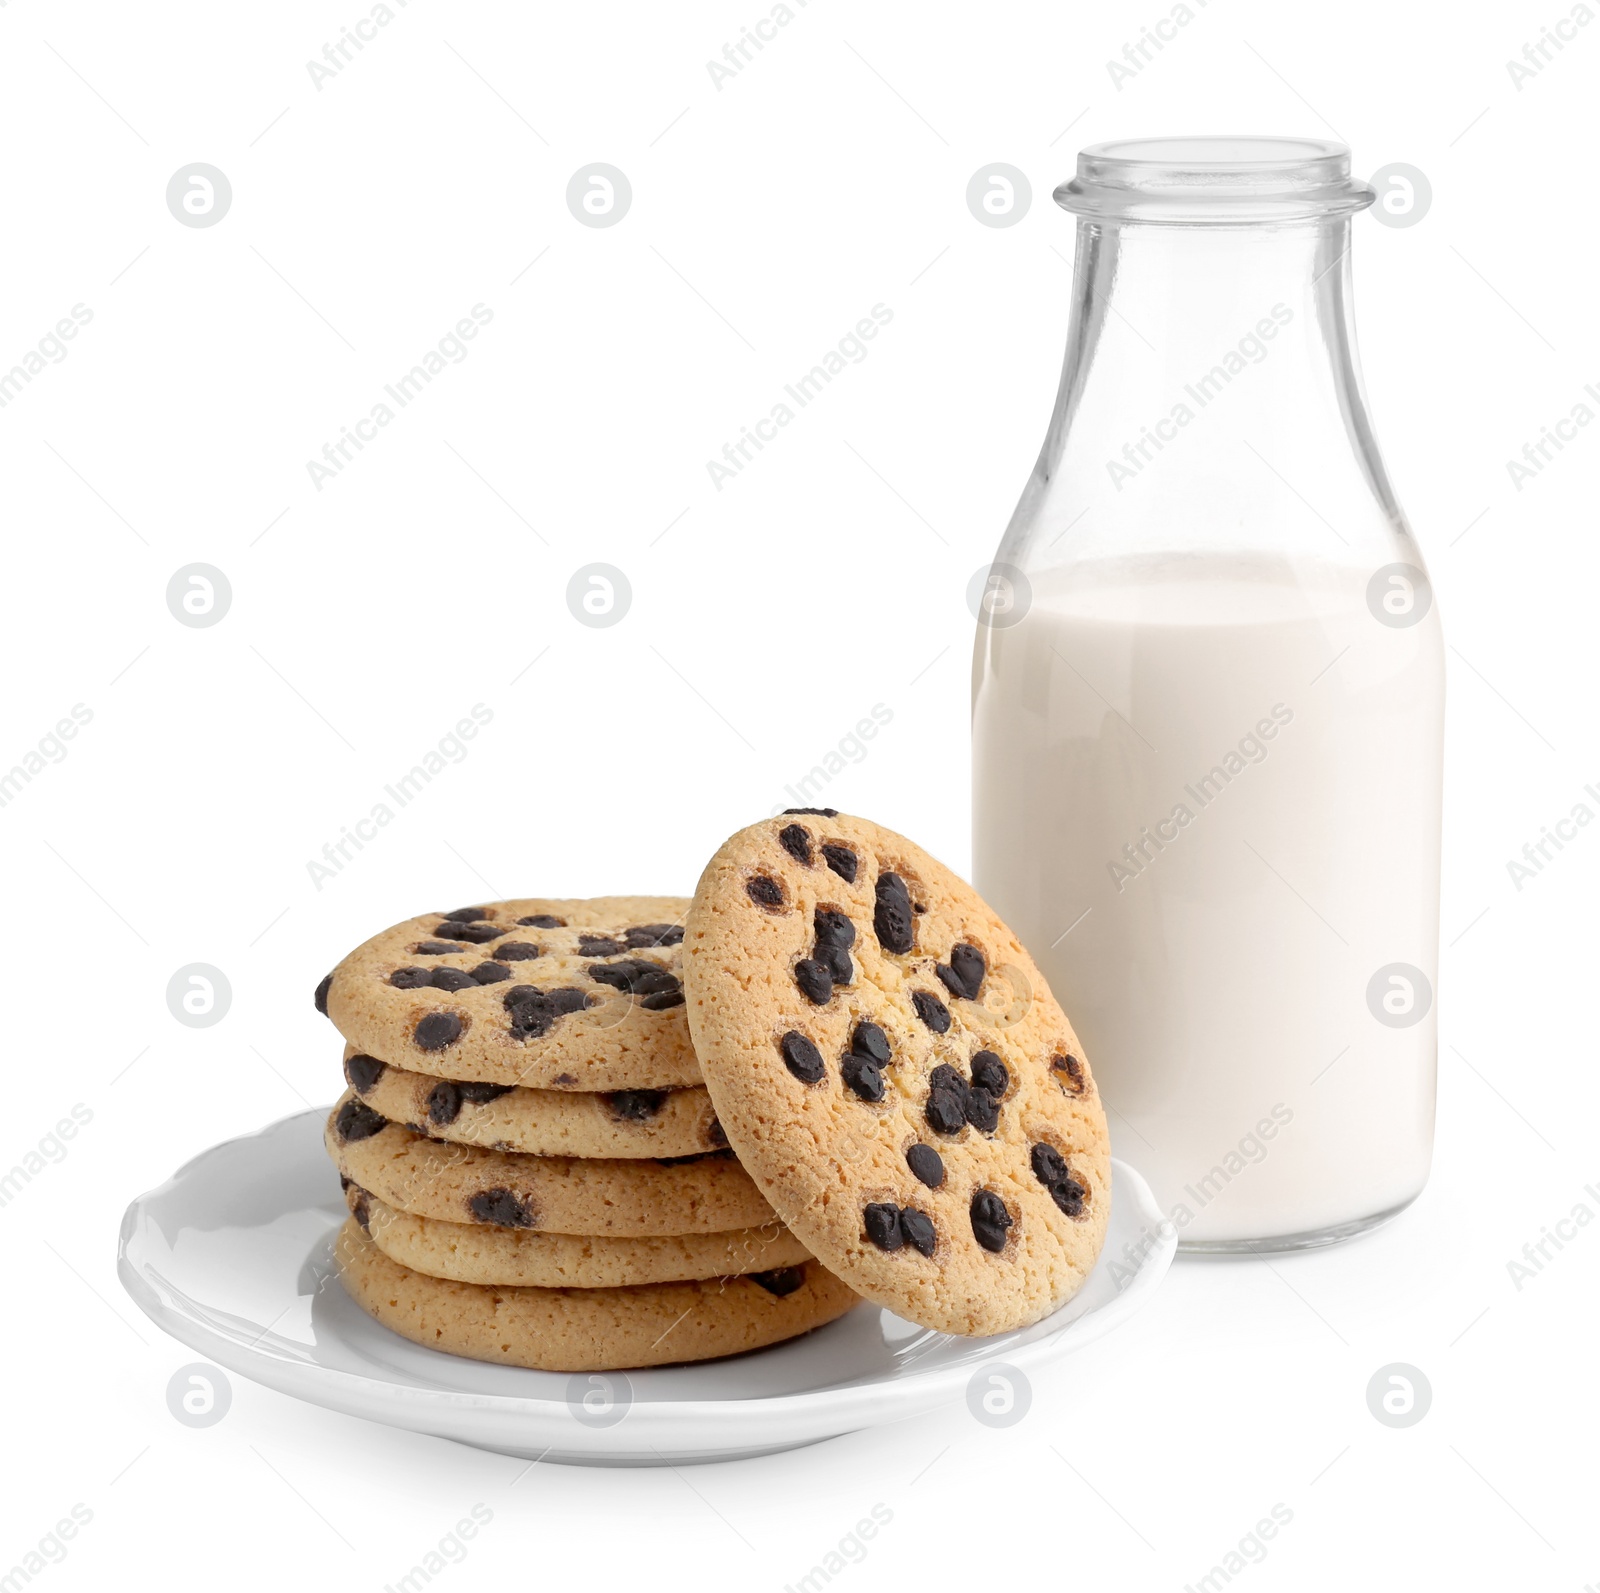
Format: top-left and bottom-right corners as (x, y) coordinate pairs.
(1055, 136), (1376, 223)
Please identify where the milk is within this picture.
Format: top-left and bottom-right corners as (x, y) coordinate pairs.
(973, 553), (1442, 1245)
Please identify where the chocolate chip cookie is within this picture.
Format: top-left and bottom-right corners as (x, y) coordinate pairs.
(325, 1095), (775, 1236)
(340, 1044), (724, 1159)
(316, 898), (698, 1090)
(682, 812), (1110, 1336)
(344, 1182), (809, 1288)
(334, 1218), (857, 1372)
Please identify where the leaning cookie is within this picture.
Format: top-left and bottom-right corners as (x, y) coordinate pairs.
(683, 811), (1111, 1337)
(325, 1095), (776, 1237)
(334, 1219), (857, 1372)
(315, 897), (700, 1090)
(344, 1183), (810, 1288)
(341, 1046), (725, 1160)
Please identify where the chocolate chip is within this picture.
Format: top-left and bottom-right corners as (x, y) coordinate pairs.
(780, 1031), (826, 1084)
(334, 1098), (387, 1143)
(813, 909), (856, 949)
(863, 1202), (904, 1251)
(344, 1053), (386, 1093)
(815, 946), (853, 984)
(873, 872), (914, 954)
(1031, 1143), (1087, 1216)
(924, 1088), (966, 1136)
(970, 1051), (1009, 1097)
(935, 943), (987, 1001)
(625, 924), (685, 947)
(864, 1203), (935, 1256)
(577, 935), (627, 957)
(951, 942), (986, 994)
(821, 843), (858, 883)
(1050, 1053), (1086, 1094)
(587, 957), (674, 994)
(428, 968), (477, 992)
(427, 1081), (463, 1125)
(911, 989), (951, 1034)
(415, 941), (465, 956)
(495, 941), (541, 961)
(1030, 1142), (1069, 1186)
(965, 1086), (1000, 1134)
(840, 1053), (884, 1102)
(435, 921), (502, 944)
(708, 1118), (729, 1148)
(779, 823), (814, 865)
(1050, 1174), (1088, 1217)
(850, 1022), (891, 1066)
(504, 986), (592, 1039)
(794, 958), (833, 1005)
(746, 875), (785, 909)
(352, 1191), (371, 1233)
(413, 1011), (464, 1051)
(783, 807), (838, 817)
(470, 962), (511, 985)
(389, 966), (431, 989)
(750, 1266), (807, 1296)
(314, 973), (333, 1015)
(458, 1082), (513, 1104)
(899, 1207), (937, 1257)
(925, 1064), (970, 1134)
(467, 1188), (534, 1228)
(905, 1143), (944, 1188)
(608, 1089), (667, 1121)
(592, 959), (684, 1010)
(517, 914), (565, 928)
(441, 908), (489, 923)
(632, 969), (680, 996)
(553, 1073), (577, 1086)
(970, 1189), (1014, 1252)
(639, 989), (686, 1011)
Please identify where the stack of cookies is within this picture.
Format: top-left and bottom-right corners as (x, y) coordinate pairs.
(314, 898), (857, 1372)
(315, 812), (1114, 1371)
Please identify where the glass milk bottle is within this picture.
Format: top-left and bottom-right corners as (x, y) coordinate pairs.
(972, 139), (1443, 1251)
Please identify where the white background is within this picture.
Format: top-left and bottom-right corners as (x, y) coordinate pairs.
(2, 0), (1596, 1587)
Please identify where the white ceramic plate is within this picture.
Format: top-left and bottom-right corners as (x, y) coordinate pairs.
(118, 1107), (1173, 1464)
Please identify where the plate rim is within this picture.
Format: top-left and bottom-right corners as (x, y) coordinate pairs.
(118, 1106), (1174, 1433)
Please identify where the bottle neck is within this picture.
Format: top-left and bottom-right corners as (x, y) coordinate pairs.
(1013, 216), (1402, 571)
(1060, 217), (1361, 452)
